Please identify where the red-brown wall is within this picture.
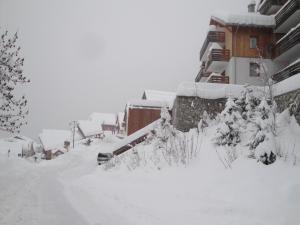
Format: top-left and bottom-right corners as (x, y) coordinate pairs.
(126, 108), (161, 135)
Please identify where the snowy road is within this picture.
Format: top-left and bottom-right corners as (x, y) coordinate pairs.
(0, 157), (89, 225)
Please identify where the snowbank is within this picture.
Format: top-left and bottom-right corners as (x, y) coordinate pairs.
(177, 82), (248, 99)
(177, 74), (300, 99)
(58, 114), (300, 225)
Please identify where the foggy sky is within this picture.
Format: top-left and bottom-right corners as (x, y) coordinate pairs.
(0, 0), (250, 138)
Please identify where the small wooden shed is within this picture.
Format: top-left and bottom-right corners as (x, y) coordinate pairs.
(125, 100), (167, 136)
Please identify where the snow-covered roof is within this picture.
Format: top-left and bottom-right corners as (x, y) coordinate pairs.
(39, 129), (71, 151)
(77, 120), (102, 138)
(211, 12), (275, 27)
(143, 90), (176, 102)
(127, 99), (169, 109)
(89, 113), (116, 126)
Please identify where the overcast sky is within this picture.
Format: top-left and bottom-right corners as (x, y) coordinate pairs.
(0, 0), (250, 138)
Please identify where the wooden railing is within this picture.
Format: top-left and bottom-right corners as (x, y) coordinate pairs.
(208, 75), (229, 84)
(206, 49), (230, 70)
(273, 23), (300, 58)
(272, 60), (300, 82)
(275, 0), (300, 29)
(195, 62), (211, 82)
(258, 0), (288, 15)
(200, 31), (225, 61)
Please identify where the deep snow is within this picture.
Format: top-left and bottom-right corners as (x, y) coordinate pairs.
(0, 119), (300, 225)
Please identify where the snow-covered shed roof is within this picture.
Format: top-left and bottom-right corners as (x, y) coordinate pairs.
(39, 129), (71, 151)
(127, 99), (169, 109)
(77, 120), (102, 138)
(142, 90), (176, 103)
(89, 113), (116, 126)
(211, 12), (275, 27)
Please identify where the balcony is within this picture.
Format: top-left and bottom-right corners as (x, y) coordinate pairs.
(273, 23), (300, 59)
(199, 31), (225, 61)
(272, 59), (300, 82)
(207, 75), (229, 84)
(195, 62), (211, 82)
(275, 0), (300, 33)
(258, 0), (288, 15)
(206, 49), (230, 73)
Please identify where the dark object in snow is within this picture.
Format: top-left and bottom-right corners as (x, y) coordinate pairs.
(83, 138), (92, 146)
(259, 151), (276, 165)
(97, 153), (113, 165)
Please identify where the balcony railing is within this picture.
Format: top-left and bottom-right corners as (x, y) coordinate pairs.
(199, 31), (225, 61)
(273, 23), (300, 58)
(208, 75), (229, 84)
(258, 0), (288, 15)
(206, 49), (230, 71)
(195, 63), (211, 82)
(275, 0), (300, 29)
(272, 59), (300, 82)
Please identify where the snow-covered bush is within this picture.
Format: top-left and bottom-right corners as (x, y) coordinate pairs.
(214, 87), (277, 165)
(214, 97), (242, 147)
(152, 107), (202, 167)
(105, 107), (206, 171)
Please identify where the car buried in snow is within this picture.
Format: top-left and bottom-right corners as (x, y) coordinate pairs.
(97, 152), (113, 165)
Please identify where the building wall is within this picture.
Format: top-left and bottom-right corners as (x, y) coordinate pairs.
(224, 26), (233, 57)
(226, 57), (282, 86)
(127, 108), (161, 135)
(275, 89), (300, 124)
(232, 27), (274, 58)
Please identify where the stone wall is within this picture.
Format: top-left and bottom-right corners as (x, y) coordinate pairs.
(172, 96), (226, 132)
(274, 88), (300, 125)
(172, 89), (300, 132)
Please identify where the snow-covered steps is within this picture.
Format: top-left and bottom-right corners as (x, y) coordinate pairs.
(112, 120), (159, 156)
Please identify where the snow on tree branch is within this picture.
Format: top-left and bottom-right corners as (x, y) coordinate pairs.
(0, 30), (29, 133)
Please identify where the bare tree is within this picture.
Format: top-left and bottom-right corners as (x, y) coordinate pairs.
(0, 31), (29, 133)
(256, 47), (277, 134)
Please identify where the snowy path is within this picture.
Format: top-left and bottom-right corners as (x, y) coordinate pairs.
(0, 158), (89, 225)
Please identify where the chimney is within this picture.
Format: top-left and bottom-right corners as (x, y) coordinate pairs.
(248, 0), (256, 13)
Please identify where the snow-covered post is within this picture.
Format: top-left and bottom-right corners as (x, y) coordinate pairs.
(69, 120), (78, 149)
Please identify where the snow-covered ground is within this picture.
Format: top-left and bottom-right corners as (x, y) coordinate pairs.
(0, 121), (300, 225)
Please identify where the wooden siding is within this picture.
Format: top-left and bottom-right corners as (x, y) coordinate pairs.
(127, 108), (161, 135)
(232, 27), (274, 58)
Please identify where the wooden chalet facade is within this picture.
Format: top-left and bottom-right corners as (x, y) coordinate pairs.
(124, 90), (175, 136)
(196, 0), (300, 85)
(125, 100), (163, 136)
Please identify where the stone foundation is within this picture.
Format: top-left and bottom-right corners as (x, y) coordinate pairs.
(172, 89), (300, 132)
(172, 96), (226, 132)
(274, 88), (300, 124)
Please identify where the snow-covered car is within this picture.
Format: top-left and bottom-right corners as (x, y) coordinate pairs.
(97, 152), (113, 165)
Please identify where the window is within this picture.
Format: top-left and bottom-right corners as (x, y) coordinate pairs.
(250, 36), (258, 49)
(250, 62), (260, 77)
